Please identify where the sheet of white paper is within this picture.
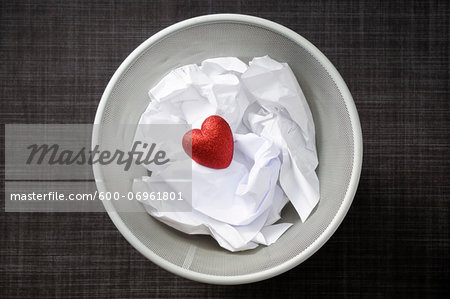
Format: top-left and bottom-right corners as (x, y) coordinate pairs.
(242, 57), (320, 222)
(133, 56), (319, 251)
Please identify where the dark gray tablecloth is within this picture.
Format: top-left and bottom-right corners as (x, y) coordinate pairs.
(1, 1), (448, 298)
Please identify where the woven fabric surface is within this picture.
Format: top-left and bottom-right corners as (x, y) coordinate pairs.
(0, 0), (448, 298)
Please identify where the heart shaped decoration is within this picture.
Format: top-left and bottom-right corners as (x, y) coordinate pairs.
(182, 115), (234, 169)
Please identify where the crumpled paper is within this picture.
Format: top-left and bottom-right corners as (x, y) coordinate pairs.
(132, 56), (319, 251)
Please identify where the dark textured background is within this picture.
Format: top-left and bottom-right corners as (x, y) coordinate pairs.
(1, 0), (449, 298)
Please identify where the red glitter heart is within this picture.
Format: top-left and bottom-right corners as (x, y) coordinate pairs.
(182, 115), (234, 169)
